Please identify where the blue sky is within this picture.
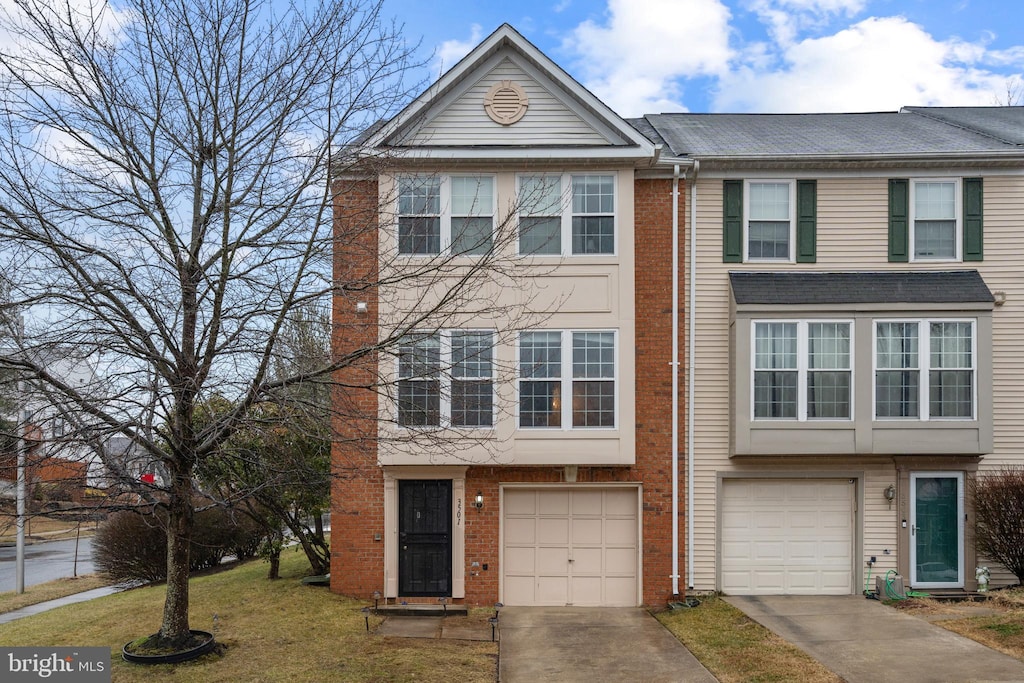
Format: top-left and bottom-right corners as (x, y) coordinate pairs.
(383, 0), (1024, 117)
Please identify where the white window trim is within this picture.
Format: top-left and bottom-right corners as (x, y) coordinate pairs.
(396, 174), (497, 257)
(396, 329), (496, 430)
(743, 179), (796, 263)
(515, 172), (618, 257)
(516, 329), (619, 430)
(871, 318), (977, 421)
(909, 178), (962, 263)
(750, 319), (855, 422)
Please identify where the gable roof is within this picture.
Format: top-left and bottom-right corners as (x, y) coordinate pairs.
(363, 24), (656, 161)
(729, 270), (994, 306)
(633, 107), (1024, 161)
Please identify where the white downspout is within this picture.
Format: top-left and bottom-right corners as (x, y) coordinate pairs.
(688, 160), (699, 590)
(671, 164), (680, 597)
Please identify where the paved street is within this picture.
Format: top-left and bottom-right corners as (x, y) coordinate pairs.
(0, 536), (95, 591)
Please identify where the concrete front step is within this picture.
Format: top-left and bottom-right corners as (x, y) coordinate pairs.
(373, 603), (468, 617)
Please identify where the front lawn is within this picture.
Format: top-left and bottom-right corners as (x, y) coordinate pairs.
(894, 587), (1024, 663)
(0, 549), (497, 682)
(656, 595), (842, 683)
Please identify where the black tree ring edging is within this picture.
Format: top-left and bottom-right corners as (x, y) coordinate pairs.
(122, 630), (216, 664)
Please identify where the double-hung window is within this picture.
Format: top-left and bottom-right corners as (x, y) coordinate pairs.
(398, 175), (494, 256)
(518, 330), (616, 428)
(753, 320), (851, 420)
(746, 181), (794, 261)
(874, 320), (974, 419)
(518, 174), (615, 256)
(911, 179), (959, 260)
(397, 330), (494, 428)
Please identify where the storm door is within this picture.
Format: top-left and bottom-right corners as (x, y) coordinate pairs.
(398, 480), (452, 596)
(910, 472), (964, 588)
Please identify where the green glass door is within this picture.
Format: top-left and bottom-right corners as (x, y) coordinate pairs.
(910, 473), (963, 587)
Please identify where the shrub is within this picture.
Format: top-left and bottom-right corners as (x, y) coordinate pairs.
(93, 506), (268, 583)
(971, 466), (1024, 585)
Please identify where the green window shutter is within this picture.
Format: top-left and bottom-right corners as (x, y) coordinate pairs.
(723, 180), (743, 263)
(888, 179), (909, 263)
(796, 179), (817, 263)
(963, 177), (983, 261)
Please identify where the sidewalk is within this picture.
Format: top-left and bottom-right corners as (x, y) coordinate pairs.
(0, 585), (126, 625)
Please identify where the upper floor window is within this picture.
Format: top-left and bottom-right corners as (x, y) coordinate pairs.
(518, 330), (616, 428)
(874, 320), (974, 420)
(723, 179), (816, 264)
(746, 181), (794, 261)
(888, 177), (983, 263)
(518, 174), (616, 256)
(911, 179), (959, 260)
(753, 320), (852, 420)
(397, 330), (494, 428)
(398, 175), (494, 256)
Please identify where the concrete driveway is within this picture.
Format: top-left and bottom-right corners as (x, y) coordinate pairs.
(726, 595), (1024, 683)
(498, 607), (716, 683)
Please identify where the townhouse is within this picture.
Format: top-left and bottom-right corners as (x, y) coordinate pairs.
(330, 23), (1024, 607)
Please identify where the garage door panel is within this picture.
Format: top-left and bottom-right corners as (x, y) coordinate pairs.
(504, 547), (536, 573)
(721, 479), (853, 596)
(537, 518), (570, 545)
(503, 487), (638, 606)
(571, 518), (604, 544)
(505, 490), (536, 515)
(605, 518), (637, 544)
(504, 517), (536, 545)
(537, 577), (568, 604)
(604, 488), (637, 515)
(538, 490), (570, 515)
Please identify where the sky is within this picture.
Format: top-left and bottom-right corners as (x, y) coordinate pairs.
(382, 0), (1024, 117)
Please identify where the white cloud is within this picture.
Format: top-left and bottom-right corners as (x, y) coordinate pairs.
(562, 0), (733, 116)
(745, 0), (867, 47)
(713, 16), (1021, 112)
(434, 24), (483, 78)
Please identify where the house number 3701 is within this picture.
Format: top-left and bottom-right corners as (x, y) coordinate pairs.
(457, 498), (462, 526)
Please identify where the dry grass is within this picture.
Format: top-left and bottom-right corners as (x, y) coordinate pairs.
(922, 587), (1024, 663)
(0, 574), (112, 615)
(656, 595), (843, 683)
(0, 513), (99, 543)
(0, 549), (497, 682)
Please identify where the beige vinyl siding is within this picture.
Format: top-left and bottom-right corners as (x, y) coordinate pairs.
(404, 58), (610, 147)
(688, 173), (1024, 591)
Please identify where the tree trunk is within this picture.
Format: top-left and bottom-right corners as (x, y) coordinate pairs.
(267, 546), (281, 579)
(158, 471), (193, 645)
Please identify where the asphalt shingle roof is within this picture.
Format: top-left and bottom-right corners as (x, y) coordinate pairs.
(630, 108), (1024, 158)
(729, 270), (994, 305)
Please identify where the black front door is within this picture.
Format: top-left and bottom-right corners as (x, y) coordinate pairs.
(398, 480), (452, 596)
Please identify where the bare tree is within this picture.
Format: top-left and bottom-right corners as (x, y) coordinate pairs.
(993, 77), (1023, 106)
(0, 0), (544, 651)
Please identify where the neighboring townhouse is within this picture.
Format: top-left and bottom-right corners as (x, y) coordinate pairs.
(330, 25), (685, 608)
(631, 108), (1024, 595)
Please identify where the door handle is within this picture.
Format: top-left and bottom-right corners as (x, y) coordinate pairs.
(402, 545), (408, 550)
(568, 558), (574, 563)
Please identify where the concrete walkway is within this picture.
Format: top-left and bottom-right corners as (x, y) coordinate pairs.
(0, 585), (124, 624)
(498, 607), (717, 683)
(726, 595), (1024, 683)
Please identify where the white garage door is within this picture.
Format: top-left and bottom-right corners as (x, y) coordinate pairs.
(721, 479), (854, 595)
(502, 487), (638, 606)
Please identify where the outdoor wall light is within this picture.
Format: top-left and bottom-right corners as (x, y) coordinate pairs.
(355, 301), (368, 314)
(474, 491), (484, 509)
(884, 484), (896, 510)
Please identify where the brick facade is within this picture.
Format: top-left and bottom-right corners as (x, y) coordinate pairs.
(329, 176), (384, 599)
(329, 175), (685, 607)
